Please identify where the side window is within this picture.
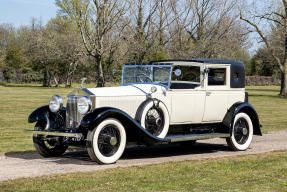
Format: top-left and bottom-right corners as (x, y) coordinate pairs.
(170, 66), (201, 89)
(172, 66), (200, 82)
(208, 68), (226, 86)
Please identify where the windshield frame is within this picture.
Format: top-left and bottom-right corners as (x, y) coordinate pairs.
(121, 64), (173, 88)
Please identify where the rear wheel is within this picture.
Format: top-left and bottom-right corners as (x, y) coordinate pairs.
(226, 112), (253, 151)
(33, 122), (68, 157)
(87, 118), (126, 164)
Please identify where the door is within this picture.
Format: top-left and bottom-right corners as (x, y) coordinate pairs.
(169, 90), (205, 123)
(168, 64), (205, 124)
(202, 66), (230, 122)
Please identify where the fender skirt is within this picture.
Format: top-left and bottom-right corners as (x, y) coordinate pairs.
(223, 102), (262, 136)
(81, 107), (167, 145)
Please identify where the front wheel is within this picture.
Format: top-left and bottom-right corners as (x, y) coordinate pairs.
(226, 112), (253, 151)
(87, 118), (126, 164)
(33, 122), (68, 157)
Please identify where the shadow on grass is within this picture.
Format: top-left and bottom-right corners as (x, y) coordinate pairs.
(248, 94), (287, 99)
(3, 84), (72, 89)
(1, 84), (42, 88)
(4, 142), (229, 165)
(247, 88), (279, 92)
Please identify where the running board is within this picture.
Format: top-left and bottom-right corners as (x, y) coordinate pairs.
(25, 130), (83, 139)
(166, 133), (230, 143)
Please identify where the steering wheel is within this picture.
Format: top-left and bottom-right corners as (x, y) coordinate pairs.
(137, 73), (153, 83)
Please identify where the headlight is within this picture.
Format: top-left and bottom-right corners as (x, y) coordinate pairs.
(49, 95), (63, 113)
(77, 96), (92, 115)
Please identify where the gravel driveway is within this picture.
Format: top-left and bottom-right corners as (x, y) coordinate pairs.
(0, 131), (286, 182)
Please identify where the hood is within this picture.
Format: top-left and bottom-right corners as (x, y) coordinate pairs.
(86, 84), (166, 97)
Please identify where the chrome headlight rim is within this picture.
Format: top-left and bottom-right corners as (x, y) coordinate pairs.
(49, 95), (63, 113)
(77, 96), (92, 115)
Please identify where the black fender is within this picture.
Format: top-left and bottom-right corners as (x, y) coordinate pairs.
(28, 105), (50, 123)
(135, 98), (153, 122)
(223, 102), (262, 136)
(81, 107), (167, 145)
(28, 105), (66, 130)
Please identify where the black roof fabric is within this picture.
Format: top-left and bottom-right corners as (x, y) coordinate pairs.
(151, 58), (245, 67)
(151, 58), (245, 88)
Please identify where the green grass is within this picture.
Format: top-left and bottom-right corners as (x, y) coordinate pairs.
(0, 84), (286, 154)
(1, 150), (287, 191)
(0, 83), (117, 155)
(246, 86), (287, 133)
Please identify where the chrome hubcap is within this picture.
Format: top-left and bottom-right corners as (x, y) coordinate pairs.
(242, 128), (248, 136)
(110, 137), (117, 146)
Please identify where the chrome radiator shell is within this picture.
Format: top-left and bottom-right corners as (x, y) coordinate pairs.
(66, 95), (83, 129)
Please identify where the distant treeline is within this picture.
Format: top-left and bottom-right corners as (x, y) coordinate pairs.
(0, 0), (281, 87)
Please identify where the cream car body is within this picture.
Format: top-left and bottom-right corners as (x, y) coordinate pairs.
(27, 59), (262, 164)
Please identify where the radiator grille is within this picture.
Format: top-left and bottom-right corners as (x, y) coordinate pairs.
(66, 95), (83, 129)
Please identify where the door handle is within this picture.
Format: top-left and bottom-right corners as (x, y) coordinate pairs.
(206, 92), (212, 96)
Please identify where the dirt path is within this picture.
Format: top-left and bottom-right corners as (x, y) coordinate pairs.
(1, 131), (287, 182)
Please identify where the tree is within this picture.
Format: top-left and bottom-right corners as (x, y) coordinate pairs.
(56, 0), (128, 87)
(251, 47), (278, 76)
(240, 0), (287, 96)
(47, 15), (84, 87)
(166, 0), (249, 60)
(0, 24), (12, 69)
(26, 19), (61, 87)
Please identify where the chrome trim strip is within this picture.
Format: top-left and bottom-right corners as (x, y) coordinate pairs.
(167, 133), (230, 142)
(25, 130), (83, 139)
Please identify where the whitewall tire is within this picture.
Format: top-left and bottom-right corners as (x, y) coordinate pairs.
(87, 118), (126, 164)
(226, 112), (253, 151)
(140, 100), (169, 138)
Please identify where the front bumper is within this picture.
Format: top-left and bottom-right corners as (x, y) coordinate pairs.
(25, 130), (84, 140)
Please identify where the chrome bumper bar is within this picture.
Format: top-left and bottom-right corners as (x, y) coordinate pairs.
(25, 130), (83, 139)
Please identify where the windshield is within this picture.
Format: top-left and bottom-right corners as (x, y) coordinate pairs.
(122, 65), (172, 87)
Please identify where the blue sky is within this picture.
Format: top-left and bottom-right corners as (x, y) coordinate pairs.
(0, 0), (58, 27)
(0, 0), (266, 55)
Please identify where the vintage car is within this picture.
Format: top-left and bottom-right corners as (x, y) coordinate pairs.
(27, 59), (262, 164)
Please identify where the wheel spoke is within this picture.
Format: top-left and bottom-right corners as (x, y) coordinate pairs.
(97, 124), (121, 157)
(234, 118), (249, 145)
(144, 106), (164, 136)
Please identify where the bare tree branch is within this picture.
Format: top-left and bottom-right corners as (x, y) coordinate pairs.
(240, 12), (284, 71)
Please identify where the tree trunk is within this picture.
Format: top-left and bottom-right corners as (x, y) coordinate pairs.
(96, 56), (105, 87)
(69, 78), (73, 87)
(281, 8), (287, 96)
(280, 68), (287, 96)
(43, 67), (50, 87)
(53, 75), (59, 87)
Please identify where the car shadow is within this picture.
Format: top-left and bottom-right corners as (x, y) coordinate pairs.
(4, 142), (230, 165)
(122, 142), (229, 159)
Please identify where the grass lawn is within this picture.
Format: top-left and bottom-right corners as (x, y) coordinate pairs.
(0, 84), (286, 154)
(1, 150), (287, 191)
(246, 86), (287, 133)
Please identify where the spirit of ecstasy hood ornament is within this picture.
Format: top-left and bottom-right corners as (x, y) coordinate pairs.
(80, 78), (87, 89)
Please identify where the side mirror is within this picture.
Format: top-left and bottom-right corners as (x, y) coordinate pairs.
(174, 69), (182, 76)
